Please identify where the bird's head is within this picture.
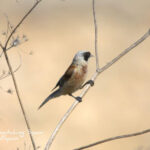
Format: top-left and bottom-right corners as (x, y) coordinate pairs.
(73, 51), (93, 65)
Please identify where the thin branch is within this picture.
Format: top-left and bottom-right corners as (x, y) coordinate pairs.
(44, 101), (79, 150)
(6, 39), (27, 51)
(0, 43), (3, 57)
(6, 44), (14, 51)
(92, 0), (99, 69)
(0, 42), (3, 49)
(0, 50), (22, 80)
(3, 13), (28, 50)
(3, 50), (38, 149)
(4, 0), (42, 49)
(45, 28), (150, 150)
(1, 0), (42, 149)
(74, 128), (150, 150)
(97, 29), (150, 74)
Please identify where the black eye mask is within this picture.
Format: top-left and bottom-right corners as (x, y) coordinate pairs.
(83, 52), (91, 61)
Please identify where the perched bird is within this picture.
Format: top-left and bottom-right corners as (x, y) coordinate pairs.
(38, 51), (94, 109)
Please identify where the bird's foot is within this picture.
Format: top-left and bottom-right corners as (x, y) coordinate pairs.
(81, 80), (94, 89)
(69, 94), (82, 102)
(87, 80), (94, 86)
(75, 96), (82, 102)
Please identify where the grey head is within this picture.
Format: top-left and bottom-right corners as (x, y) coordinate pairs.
(73, 51), (93, 64)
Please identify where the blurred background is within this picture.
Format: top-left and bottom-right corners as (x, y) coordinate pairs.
(0, 0), (150, 149)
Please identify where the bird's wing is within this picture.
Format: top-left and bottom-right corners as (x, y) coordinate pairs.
(51, 64), (76, 91)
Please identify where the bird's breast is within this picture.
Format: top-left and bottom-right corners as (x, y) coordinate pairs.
(61, 64), (87, 94)
(74, 65), (87, 79)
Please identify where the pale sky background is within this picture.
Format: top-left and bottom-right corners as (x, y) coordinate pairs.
(0, 0), (150, 150)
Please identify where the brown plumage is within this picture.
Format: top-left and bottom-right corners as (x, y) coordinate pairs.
(38, 51), (92, 109)
(60, 63), (87, 95)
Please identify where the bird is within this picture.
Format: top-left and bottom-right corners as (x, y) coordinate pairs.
(38, 51), (94, 109)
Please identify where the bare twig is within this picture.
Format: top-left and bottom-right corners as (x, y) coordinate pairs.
(44, 101), (79, 150)
(0, 42), (3, 49)
(3, 50), (38, 148)
(3, 14), (29, 51)
(97, 29), (150, 74)
(0, 51), (22, 80)
(74, 128), (150, 150)
(4, 0), (42, 50)
(92, 0), (99, 69)
(44, 22), (150, 150)
(0, 0), (42, 149)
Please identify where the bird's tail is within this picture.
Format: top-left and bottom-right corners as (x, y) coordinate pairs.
(38, 89), (61, 109)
